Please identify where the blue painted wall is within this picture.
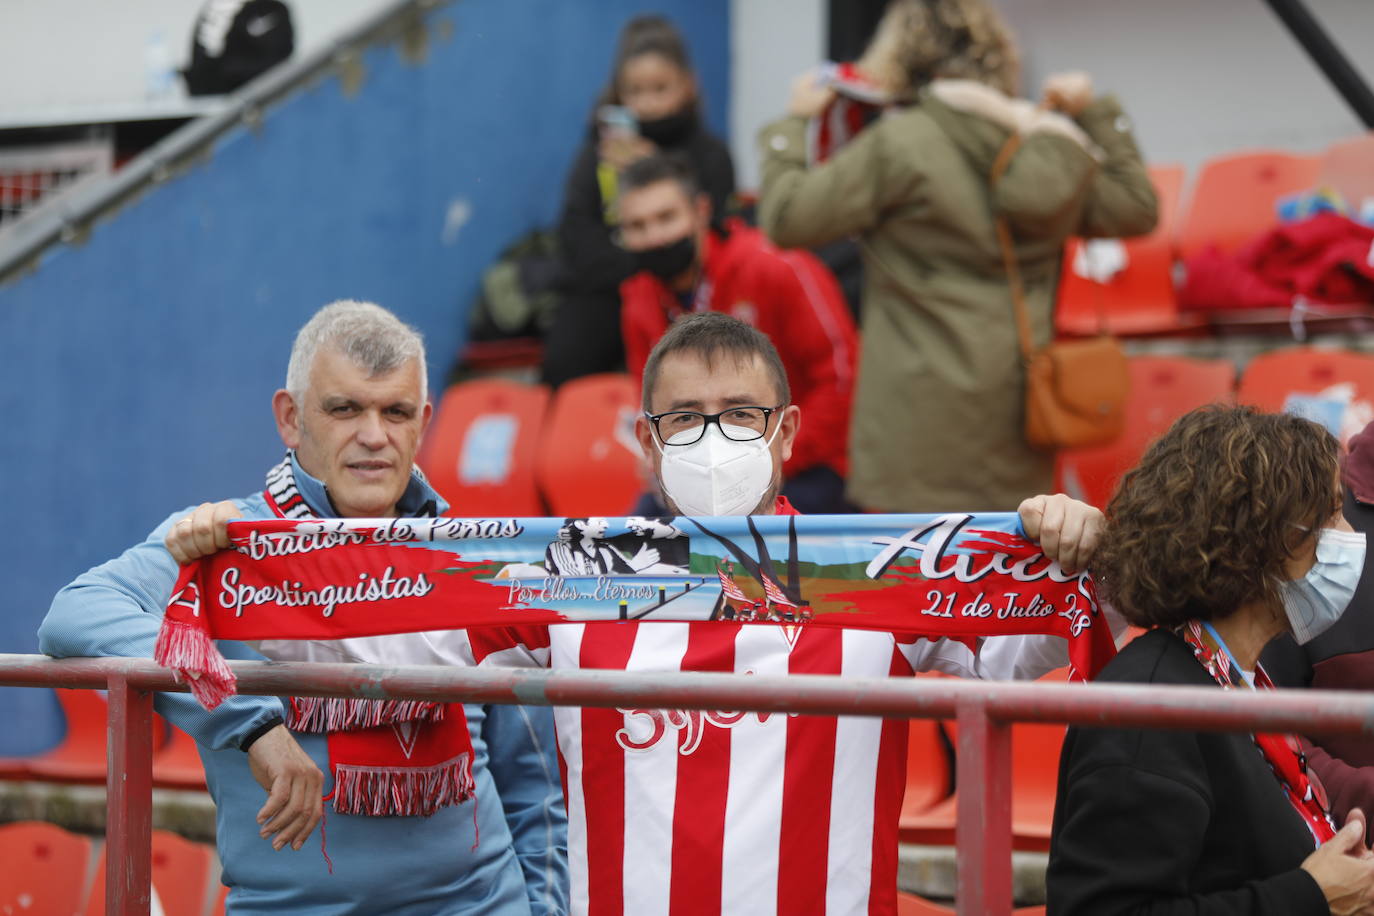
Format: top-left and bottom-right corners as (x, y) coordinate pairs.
(0, 0), (729, 753)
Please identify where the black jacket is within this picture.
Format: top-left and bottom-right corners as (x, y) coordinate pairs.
(555, 112), (734, 296)
(1047, 629), (1329, 916)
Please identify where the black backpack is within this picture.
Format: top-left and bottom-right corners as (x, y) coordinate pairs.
(183, 0), (294, 96)
(468, 230), (567, 343)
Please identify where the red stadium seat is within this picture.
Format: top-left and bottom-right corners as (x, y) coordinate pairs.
(898, 715), (959, 847)
(418, 379), (550, 516)
(899, 718), (953, 822)
(0, 748), (31, 778)
(900, 670), (1077, 852)
(152, 719), (207, 790)
(1236, 347), (1374, 447)
(86, 830), (217, 916)
(0, 821), (96, 915)
(1056, 356), (1236, 509)
(899, 791), (957, 847)
(1005, 670), (1070, 853)
(1056, 165), (1203, 337)
(147, 830), (216, 916)
(534, 373), (644, 516)
(0, 759), (29, 778)
(25, 688), (108, 783)
(1177, 151), (1322, 261)
(1319, 132), (1374, 209)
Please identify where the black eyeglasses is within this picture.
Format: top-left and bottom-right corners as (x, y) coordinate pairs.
(646, 405), (784, 446)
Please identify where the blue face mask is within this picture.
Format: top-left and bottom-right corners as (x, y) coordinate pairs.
(1282, 528), (1366, 644)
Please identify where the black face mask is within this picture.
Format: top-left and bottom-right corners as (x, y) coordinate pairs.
(637, 108), (696, 147)
(635, 235), (697, 282)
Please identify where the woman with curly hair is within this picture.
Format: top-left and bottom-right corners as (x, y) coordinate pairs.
(757, 0), (1157, 514)
(1047, 406), (1374, 915)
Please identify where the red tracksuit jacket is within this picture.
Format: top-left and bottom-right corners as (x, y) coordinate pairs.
(620, 220), (858, 477)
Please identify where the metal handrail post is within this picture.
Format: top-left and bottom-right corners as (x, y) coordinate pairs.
(105, 671), (154, 915)
(955, 699), (1013, 916)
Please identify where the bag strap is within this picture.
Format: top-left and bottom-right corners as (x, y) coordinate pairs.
(990, 128), (1111, 342)
(990, 133), (1037, 365)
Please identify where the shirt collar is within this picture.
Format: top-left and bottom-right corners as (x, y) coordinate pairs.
(288, 451), (448, 518)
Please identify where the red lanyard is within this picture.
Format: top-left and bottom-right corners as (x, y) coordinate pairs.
(1179, 621), (1336, 845)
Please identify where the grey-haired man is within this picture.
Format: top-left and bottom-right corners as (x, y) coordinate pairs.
(41, 300), (568, 915)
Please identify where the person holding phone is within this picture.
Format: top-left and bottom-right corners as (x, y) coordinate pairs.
(543, 15), (734, 388)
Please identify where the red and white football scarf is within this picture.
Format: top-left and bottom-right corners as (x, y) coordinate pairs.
(807, 62), (897, 165)
(156, 502), (1116, 702)
(1181, 621), (1337, 845)
(159, 456), (474, 819)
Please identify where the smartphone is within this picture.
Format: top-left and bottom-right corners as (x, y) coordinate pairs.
(597, 105), (638, 136)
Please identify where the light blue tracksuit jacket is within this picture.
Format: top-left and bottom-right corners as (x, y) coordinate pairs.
(39, 455), (569, 915)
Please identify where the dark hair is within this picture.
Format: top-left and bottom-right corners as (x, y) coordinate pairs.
(597, 15), (699, 111)
(641, 312), (790, 412)
(1094, 405), (1340, 629)
(620, 152), (701, 200)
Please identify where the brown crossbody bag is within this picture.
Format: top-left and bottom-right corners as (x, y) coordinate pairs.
(990, 132), (1129, 451)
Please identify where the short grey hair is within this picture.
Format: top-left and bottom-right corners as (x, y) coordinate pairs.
(285, 300), (428, 403)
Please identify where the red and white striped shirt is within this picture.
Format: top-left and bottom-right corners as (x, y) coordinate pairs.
(286, 502), (1076, 914)
(271, 612), (1066, 914)
(459, 611), (1067, 915)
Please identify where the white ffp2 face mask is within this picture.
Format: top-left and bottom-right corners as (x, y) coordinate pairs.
(656, 422), (780, 516)
(1282, 528), (1366, 644)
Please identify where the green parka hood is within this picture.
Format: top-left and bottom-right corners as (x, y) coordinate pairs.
(921, 79), (1104, 239)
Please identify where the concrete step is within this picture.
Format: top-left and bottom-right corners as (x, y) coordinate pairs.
(899, 843), (1048, 907)
(0, 778), (216, 842)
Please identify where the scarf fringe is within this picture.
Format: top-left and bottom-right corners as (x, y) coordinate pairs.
(287, 697), (446, 733)
(330, 753), (475, 818)
(154, 616), (237, 710)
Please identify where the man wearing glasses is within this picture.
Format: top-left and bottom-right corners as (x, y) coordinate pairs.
(616, 152), (859, 513)
(162, 310), (1109, 915)
(458, 311), (1109, 915)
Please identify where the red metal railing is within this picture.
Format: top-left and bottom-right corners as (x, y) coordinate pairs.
(4, 652), (1374, 915)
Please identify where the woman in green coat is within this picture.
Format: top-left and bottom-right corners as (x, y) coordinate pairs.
(758, 0), (1157, 513)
